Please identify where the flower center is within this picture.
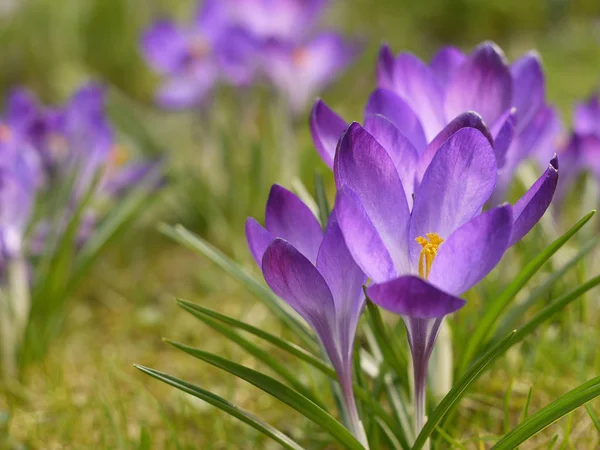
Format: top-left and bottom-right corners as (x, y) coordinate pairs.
(415, 232), (443, 280)
(292, 47), (309, 66)
(0, 124), (12, 143)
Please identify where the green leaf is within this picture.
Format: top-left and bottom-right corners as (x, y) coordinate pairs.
(459, 210), (596, 373)
(164, 340), (366, 450)
(159, 224), (317, 351)
(176, 299), (409, 449)
(412, 331), (516, 450)
(494, 236), (599, 340)
(490, 376), (600, 449)
(177, 301), (327, 409)
(135, 365), (306, 450)
(314, 172), (330, 229)
(585, 404), (600, 433)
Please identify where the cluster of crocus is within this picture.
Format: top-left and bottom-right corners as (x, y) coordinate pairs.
(311, 41), (561, 204)
(0, 82), (161, 377)
(141, 0), (358, 112)
(248, 41), (560, 444)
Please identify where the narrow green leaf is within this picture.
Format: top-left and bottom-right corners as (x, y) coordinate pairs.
(521, 387), (534, 422)
(175, 299), (409, 448)
(135, 365), (306, 450)
(490, 376), (600, 449)
(494, 237), (599, 340)
(159, 224), (317, 351)
(314, 172), (330, 229)
(165, 340), (366, 450)
(365, 299), (408, 386)
(178, 302), (327, 409)
(459, 210), (596, 373)
(585, 404), (600, 433)
(412, 332), (517, 450)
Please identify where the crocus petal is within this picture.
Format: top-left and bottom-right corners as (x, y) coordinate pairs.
(316, 215), (366, 359)
(245, 218), (274, 266)
(335, 188), (397, 283)
(367, 276), (465, 319)
(214, 27), (259, 86)
(445, 42), (512, 126)
(5, 88), (39, 132)
(429, 205), (513, 296)
(309, 99), (348, 168)
(417, 111), (492, 180)
(509, 156), (559, 246)
(392, 53), (446, 141)
(364, 114), (419, 203)
(377, 43), (395, 90)
(265, 184), (323, 263)
(262, 239), (336, 340)
(574, 95), (600, 135)
(490, 108), (517, 169)
(155, 64), (218, 109)
(430, 46), (467, 88)
(580, 135), (600, 177)
(365, 88), (427, 153)
(335, 123), (411, 274)
(510, 52), (545, 133)
(410, 127), (497, 266)
(141, 19), (189, 74)
(195, 0), (228, 39)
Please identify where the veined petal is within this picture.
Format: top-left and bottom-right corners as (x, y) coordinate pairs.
(335, 188), (397, 283)
(367, 276), (465, 319)
(445, 42), (512, 126)
(265, 184), (323, 263)
(509, 156), (559, 246)
(376, 43), (395, 90)
(141, 19), (189, 74)
(429, 205), (513, 296)
(410, 128), (497, 267)
(417, 111), (492, 180)
(365, 88), (427, 153)
(490, 108), (517, 169)
(511, 52), (545, 133)
(335, 123), (411, 274)
(364, 114), (419, 203)
(309, 99), (348, 169)
(316, 214), (366, 360)
(430, 46), (467, 88)
(245, 218), (275, 266)
(262, 239), (337, 343)
(392, 53), (446, 141)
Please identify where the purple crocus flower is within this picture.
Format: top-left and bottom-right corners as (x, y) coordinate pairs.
(333, 123), (558, 434)
(312, 41), (560, 202)
(245, 184), (368, 446)
(263, 33), (358, 113)
(223, 0), (327, 41)
(556, 93), (600, 203)
(141, 0), (258, 109)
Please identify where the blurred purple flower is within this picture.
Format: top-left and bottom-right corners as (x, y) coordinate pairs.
(312, 41), (561, 202)
(245, 184), (368, 445)
(141, 0), (259, 109)
(263, 33), (359, 113)
(555, 93), (600, 204)
(333, 123), (558, 433)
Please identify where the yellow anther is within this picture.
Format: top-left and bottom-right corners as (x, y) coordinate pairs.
(415, 232), (443, 280)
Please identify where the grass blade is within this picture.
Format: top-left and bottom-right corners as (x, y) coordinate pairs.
(585, 404), (600, 433)
(490, 376), (600, 449)
(459, 210), (596, 373)
(412, 331), (516, 450)
(164, 340), (366, 450)
(314, 172), (330, 229)
(135, 365), (306, 450)
(159, 224), (317, 351)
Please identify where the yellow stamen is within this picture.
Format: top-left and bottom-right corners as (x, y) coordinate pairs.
(110, 144), (129, 167)
(415, 232), (443, 280)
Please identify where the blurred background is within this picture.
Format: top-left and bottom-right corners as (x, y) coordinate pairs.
(1, 0), (599, 448)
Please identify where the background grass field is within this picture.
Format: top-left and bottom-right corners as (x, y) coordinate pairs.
(1, 0), (600, 448)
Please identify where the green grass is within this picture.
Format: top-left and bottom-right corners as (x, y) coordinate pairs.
(1, 0), (600, 448)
